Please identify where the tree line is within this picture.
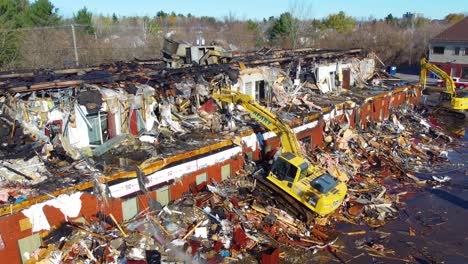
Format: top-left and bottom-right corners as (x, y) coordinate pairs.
(0, 0), (465, 70)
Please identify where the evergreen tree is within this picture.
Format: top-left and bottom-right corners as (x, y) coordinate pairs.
(74, 7), (94, 34)
(269, 12), (297, 39)
(156, 10), (167, 18)
(0, 0), (29, 28)
(23, 0), (60, 27)
(112, 12), (118, 24)
(0, 0), (30, 67)
(385, 13), (397, 25)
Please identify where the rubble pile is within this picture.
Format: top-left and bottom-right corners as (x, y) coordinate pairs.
(21, 108), (460, 263)
(1, 47), (465, 263)
(25, 174), (336, 263)
(312, 109), (455, 225)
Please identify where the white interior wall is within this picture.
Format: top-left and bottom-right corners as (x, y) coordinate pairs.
(68, 105), (90, 148)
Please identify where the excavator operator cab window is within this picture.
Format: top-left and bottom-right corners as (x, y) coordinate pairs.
(271, 157), (297, 182)
(298, 162), (308, 181)
(440, 92), (452, 101)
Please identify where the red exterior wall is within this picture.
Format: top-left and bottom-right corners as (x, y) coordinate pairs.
(433, 62), (468, 79)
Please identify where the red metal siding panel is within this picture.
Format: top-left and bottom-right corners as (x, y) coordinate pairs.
(130, 109), (139, 136)
(107, 112), (117, 139)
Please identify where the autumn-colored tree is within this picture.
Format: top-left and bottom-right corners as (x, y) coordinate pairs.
(444, 13), (465, 24)
(168, 15), (176, 26)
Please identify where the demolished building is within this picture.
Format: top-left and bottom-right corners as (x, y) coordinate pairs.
(0, 47), (429, 263)
(162, 38), (233, 68)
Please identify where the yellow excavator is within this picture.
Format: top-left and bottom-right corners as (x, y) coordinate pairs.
(212, 89), (347, 219)
(420, 57), (468, 113)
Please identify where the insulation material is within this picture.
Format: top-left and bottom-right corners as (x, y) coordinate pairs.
(21, 192), (83, 232)
(100, 88), (124, 114)
(0, 156), (48, 184)
(159, 102), (183, 133)
(272, 82), (288, 107)
(68, 105), (90, 148)
(350, 58), (376, 87)
(0, 190), (9, 202)
(145, 100), (158, 132)
(241, 133), (259, 151)
(199, 99), (218, 114)
(175, 79), (196, 98)
(195, 83), (210, 97)
(47, 109), (65, 122)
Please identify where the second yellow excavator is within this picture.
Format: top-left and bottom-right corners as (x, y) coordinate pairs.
(420, 57), (468, 112)
(212, 89), (347, 219)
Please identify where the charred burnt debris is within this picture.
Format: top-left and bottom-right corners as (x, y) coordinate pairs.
(0, 41), (462, 263)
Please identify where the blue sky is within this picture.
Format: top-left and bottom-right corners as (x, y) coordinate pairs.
(50, 0), (467, 20)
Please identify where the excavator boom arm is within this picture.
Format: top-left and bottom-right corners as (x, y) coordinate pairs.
(213, 89), (348, 216)
(420, 58), (456, 95)
(212, 89), (303, 155)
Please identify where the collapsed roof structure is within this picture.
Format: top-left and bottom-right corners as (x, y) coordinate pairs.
(0, 44), (431, 263)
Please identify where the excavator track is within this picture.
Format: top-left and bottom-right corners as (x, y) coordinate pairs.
(250, 172), (316, 224)
(433, 107), (466, 119)
(445, 109), (466, 119)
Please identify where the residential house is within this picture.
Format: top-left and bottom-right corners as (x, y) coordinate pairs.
(429, 17), (468, 79)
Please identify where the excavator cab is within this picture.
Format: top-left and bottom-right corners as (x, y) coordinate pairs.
(269, 152), (308, 186)
(267, 152), (346, 215)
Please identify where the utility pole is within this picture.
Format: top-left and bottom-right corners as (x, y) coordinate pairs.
(71, 24), (79, 67)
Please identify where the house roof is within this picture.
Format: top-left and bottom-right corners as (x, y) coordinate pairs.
(431, 17), (468, 44)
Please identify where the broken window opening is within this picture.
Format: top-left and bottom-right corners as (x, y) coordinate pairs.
(255, 80), (266, 102)
(454, 47), (460, 55)
(271, 158), (297, 182)
(450, 68), (456, 77)
(299, 135), (312, 155)
(432, 46), (445, 54)
(185, 47), (192, 64)
(87, 111), (108, 146)
(462, 67), (468, 79)
(329, 71), (336, 91)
